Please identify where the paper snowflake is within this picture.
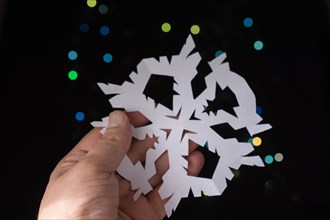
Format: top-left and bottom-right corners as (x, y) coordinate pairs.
(91, 34), (271, 217)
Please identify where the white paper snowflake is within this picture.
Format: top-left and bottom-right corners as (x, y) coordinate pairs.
(91, 34), (272, 217)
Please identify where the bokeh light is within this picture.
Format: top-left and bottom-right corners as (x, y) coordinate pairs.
(103, 53), (113, 63)
(68, 70), (78, 80)
(264, 180), (274, 190)
(68, 50), (78, 61)
(243, 17), (253, 28)
(75, 112), (85, 121)
(232, 169), (240, 178)
(274, 153), (284, 162)
(161, 22), (171, 32)
(190, 25), (200, 35)
(80, 22), (90, 32)
(265, 155), (274, 164)
(215, 50), (224, 57)
(256, 106), (263, 115)
(98, 4), (109, 14)
(100, 25), (110, 36)
(254, 40), (264, 50)
(252, 136), (262, 146)
(87, 0), (97, 8)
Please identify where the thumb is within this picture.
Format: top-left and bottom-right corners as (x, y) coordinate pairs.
(85, 110), (132, 172)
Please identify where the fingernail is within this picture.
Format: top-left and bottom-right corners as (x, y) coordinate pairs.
(107, 111), (124, 128)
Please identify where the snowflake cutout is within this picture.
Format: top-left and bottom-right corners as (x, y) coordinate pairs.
(91, 34), (272, 217)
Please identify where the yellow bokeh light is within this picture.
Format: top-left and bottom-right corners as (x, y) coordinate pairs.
(252, 136), (262, 146)
(161, 22), (171, 32)
(87, 0), (97, 8)
(190, 25), (200, 35)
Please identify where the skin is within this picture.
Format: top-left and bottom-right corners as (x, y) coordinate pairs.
(38, 110), (205, 220)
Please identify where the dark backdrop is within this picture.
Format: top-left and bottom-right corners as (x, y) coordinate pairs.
(1, 0), (329, 219)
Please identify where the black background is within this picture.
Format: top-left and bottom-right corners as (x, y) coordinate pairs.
(1, 0), (329, 219)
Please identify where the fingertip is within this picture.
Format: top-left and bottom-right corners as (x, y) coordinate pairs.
(107, 110), (125, 128)
(103, 110), (132, 146)
(84, 110), (132, 172)
(187, 151), (205, 176)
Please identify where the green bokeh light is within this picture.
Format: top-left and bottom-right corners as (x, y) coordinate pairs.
(264, 180), (274, 191)
(68, 70), (78, 80)
(98, 4), (108, 14)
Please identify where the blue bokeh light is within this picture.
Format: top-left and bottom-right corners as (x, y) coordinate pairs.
(103, 53), (113, 63)
(75, 112), (85, 121)
(100, 25), (110, 36)
(243, 17), (253, 28)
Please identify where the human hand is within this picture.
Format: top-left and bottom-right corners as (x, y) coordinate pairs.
(38, 110), (205, 219)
